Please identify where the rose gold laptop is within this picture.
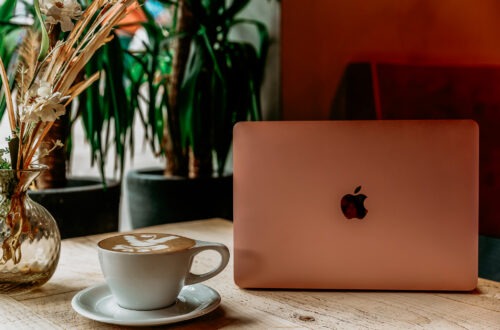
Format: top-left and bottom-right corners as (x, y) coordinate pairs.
(233, 120), (478, 290)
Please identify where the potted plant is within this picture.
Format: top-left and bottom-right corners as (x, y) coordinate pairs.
(0, 0), (142, 237)
(126, 0), (270, 227)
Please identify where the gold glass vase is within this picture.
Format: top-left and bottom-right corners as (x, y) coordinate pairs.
(0, 165), (60, 294)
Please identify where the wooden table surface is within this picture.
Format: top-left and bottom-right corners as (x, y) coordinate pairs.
(1, 219), (498, 329)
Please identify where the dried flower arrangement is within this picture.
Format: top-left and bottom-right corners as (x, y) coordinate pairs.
(0, 0), (133, 171)
(0, 0), (133, 265)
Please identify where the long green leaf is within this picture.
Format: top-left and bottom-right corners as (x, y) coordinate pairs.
(0, 0), (22, 120)
(33, 0), (49, 60)
(222, 0), (251, 22)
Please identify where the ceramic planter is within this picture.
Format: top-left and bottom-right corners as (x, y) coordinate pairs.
(126, 169), (232, 229)
(29, 177), (120, 239)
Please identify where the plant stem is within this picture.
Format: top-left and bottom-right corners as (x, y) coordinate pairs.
(164, 0), (193, 177)
(0, 57), (16, 133)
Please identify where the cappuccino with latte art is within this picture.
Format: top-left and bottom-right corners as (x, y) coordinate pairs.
(97, 232), (230, 310)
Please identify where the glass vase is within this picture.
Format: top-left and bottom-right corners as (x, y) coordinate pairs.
(0, 165), (61, 294)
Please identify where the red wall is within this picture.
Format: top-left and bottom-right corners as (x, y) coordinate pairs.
(282, 0), (500, 119)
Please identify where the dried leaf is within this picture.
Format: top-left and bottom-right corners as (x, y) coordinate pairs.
(8, 136), (19, 168)
(64, 71), (100, 106)
(16, 29), (40, 100)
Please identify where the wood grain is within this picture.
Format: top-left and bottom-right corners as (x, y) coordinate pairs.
(1, 219), (498, 329)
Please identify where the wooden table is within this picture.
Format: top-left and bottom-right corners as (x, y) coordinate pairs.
(1, 219), (499, 329)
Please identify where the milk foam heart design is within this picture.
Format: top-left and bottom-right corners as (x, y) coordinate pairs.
(99, 233), (196, 254)
(110, 234), (179, 253)
(124, 234), (178, 247)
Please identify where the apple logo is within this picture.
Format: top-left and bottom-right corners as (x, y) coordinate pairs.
(340, 186), (368, 219)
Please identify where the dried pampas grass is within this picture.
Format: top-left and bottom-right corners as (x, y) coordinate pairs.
(0, 0), (136, 267)
(34, 0), (134, 99)
(0, 0), (135, 170)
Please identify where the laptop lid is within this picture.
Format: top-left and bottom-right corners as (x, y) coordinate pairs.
(233, 120), (478, 290)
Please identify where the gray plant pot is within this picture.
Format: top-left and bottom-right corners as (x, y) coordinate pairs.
(29, 177), (121, 239)
(126, 168), (233, 229)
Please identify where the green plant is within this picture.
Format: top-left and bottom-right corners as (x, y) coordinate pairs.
(132, 0), (269, 178)
(0, 0), (270, 186)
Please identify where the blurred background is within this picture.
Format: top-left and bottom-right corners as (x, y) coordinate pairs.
(0, 1), (498, 281)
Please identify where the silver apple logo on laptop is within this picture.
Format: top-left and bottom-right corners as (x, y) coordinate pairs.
(341, 186), (368, 219)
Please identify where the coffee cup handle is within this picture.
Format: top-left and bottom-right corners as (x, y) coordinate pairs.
(185, 241), (230, 285)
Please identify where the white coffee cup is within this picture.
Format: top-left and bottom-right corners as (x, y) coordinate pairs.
(97, 233), (230, 310)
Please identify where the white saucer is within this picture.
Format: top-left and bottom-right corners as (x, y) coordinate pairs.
(71, 283), (221, 326)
